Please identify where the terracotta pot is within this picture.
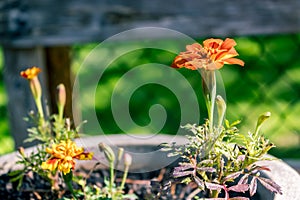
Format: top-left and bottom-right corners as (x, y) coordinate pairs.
(1, 134), (299, 199)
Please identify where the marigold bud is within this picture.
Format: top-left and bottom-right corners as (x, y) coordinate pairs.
(98, 142), (115, 163)
(20, 66), (41, 80)
(124, 153), (132, 166)
(216, 95), (226, 128)
(18, 147), (25, 157)
(56, 84), (66, 108)
(117, 147), (124, 162)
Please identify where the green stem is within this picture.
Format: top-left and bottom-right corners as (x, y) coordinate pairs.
(120, 165), (129, 191)
(114, 148), (124, 180)
(211, 190), (219, 198)
(202, 70), (216, 132)
(109, 160), (115, 197)
(63, 172), (77, 200)
(35, 98), (45, 128)
(58, 104), (64, 122)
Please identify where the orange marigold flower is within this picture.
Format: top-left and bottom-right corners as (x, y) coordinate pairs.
(20, 66), (41, 80)
(171, 38), (244, 70)
(41, 140), (93, 175)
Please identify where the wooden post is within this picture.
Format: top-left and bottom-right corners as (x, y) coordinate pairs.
(2, 46), (74, 149)
(2, 47), (48, 148)
(44, 46), (73, 121)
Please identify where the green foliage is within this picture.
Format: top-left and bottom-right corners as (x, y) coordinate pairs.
(9, 144), (50, 190)
(163, 115), (282, 199)
(160, 37), (284, 199)
(96, 143), (137, 200)
(8, 68), (136, 199)
(9, 107), (84, 196)
(1, 35), (300, 157)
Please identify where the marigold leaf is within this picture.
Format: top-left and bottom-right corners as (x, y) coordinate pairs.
(173, 170), (193, 178)
(194, 176), (204, 189)
(167, 152), (180, 157)
(8, 170), (23, 177)
(238, 174), (249, 185)
(174, 163), (194, 170)
(231, 119), (241, 127)
(230, 197), (250, 200)
(249, 177), (257, 196)
(205, 182), (223, 190)
(257, 177), (282, 194)
(181, 177), (192, 184)
(197, 167), (216, 173)
(256, 165), (271, 172)
(225, 119), (230, 128)
(9, 173), (24, 183)
(224, 171), (242, 182)
(228, 184), (249, 193)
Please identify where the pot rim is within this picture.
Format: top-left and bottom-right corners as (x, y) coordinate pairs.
(0, 134), (299, 199)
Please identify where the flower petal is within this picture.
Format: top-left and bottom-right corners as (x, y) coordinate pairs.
(171, 38), (244, 71)
(221, 38), (237, 50)
(43, 140), (93, 174)
(20, 66), (41, 80)
(224, 58), (245, 66)
(41, 158), (59, 171)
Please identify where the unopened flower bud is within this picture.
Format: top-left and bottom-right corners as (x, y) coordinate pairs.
(57, 84), (66, 121)
(56, 84), (66, 108)
(257, 112), (271, 128)
(216, 95), (226, 128)
(117, 147), (124, 162)
(98, 142), (115, 163)
(124, 153), (132, 166)
(18, 147), (25, 157)
(254, 112), (271, 137)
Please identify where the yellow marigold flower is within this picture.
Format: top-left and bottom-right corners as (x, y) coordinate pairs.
(20, 66), (44, 117)
(20, 66), (41, 80)
(42, 140), (93, 175)
(172, 38), (244, 70)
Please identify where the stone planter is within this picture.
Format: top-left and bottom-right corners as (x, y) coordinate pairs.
(1, 134), (300, 199)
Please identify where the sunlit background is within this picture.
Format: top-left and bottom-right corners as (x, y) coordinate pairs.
(0, 34), (300, 159)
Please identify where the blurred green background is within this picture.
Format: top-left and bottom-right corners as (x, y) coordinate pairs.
(0, 34), (300, 158)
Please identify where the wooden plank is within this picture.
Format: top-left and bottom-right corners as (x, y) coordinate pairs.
(0, 0), (299, 47)
(44, 46), (73, 122)
(2, 47), (49, 148)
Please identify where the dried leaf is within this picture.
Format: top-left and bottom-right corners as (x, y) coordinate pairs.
(228, 184), (249, 193)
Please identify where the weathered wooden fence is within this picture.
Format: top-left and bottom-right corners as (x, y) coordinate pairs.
(0, 0), (299, 148)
